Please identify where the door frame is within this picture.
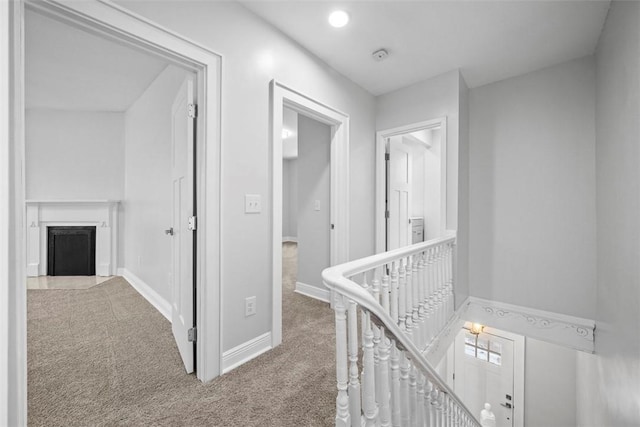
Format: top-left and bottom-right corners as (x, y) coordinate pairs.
(3, 0), (223, 421)
(270, 80), (350, 347)
(454, 325), (526, 427)
(375, 117), (448, 253)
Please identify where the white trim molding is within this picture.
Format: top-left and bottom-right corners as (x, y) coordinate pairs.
(222, 332), (272, 374)
(14, 0), (223, 386)
(271, 80), (350, 349)
(376, 117), (448, 254)
(26, 200), (119, 277)
(463, 297), (595, 353)
(118, 268), (171, 322)
(295, 282), (331, 303)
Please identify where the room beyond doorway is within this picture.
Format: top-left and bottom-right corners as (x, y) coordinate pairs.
(282, 107), (331, 302)
(271, 80), (350, 348)
(376, 117), (448, 253)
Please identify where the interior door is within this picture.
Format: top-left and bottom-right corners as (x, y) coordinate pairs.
(454, 329), (515, 427)
(386, 136), (412, 251)
(170, 77), (196, 373)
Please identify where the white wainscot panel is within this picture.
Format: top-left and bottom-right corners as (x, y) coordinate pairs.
(26, 200), (120, 277)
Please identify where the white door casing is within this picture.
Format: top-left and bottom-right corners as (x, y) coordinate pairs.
(453, 326), (525, 427)
(271, 80), (350, 347)
(375, 117), (447, 254)
(171, 78), (195, 373)
(387, 137), (412, 251)
(7, 2), (223, 422)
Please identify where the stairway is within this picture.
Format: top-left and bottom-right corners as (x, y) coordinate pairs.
(323, 234), (482, 427)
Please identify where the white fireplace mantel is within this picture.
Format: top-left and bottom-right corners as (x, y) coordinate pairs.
(26, 200), (120, 277)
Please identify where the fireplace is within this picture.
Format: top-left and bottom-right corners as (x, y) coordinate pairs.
(26, 200), (120, 277)
(47, 226), (96, 276)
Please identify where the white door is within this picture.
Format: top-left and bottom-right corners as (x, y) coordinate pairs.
(454, 329), (515, 427)
(170, 77), (196, 373)
(386, 137), (412, 251)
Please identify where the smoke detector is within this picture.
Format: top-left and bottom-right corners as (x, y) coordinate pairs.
(372, 49), (389, 61)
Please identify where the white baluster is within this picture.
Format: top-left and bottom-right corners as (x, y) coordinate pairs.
(400, 354), (410, 426)
(409, 365), (417, 426)
(417, 253), (427, 349)
(411, 255), (421, 348)
(426, 248), (436, 345)
(347, 301), (361, 426)
(381, 270), (390, 315)
(362, 312), (377, 426)
(447, 243), (455, 321)
(390, 344), (401, 426)
(334, 294), (351, 427)
(372, 269), (381, 304)
(398, 260), (406, 331)
(378, 333), (391, 427)
(390, 261), (399, 324)
(416, 372), (425, 427)
(405, 257), (414, 342)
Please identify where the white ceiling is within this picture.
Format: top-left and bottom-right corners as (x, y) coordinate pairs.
(241, 1), (610, 95)
(25, 9), (170, 111)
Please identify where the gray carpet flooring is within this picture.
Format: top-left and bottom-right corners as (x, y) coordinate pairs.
(28, 242), (336, 426)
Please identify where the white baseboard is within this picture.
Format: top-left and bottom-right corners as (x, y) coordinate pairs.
(222, 332), (272, 374)
(282, 236), (298, 243)
(118, 268), (171, 322)
(295, 281), (330, 303)
(27, 263), (39, 277)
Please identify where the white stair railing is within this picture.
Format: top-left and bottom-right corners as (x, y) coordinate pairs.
(323, 234), (481, 427)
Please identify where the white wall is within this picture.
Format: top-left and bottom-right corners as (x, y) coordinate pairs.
(577, 2), (640, 425)
(524, 338), (576, 427)
(406, 137), (425, 219)
(25, 109), (125, 200)
(116, 0), (377, 352)
(282, 159), (298, 240)
(124, 65), (190, 304)
(424, 129), (443, 240)
(296, 115), (331, 290)
(376, 69), (468, 307)
(468, 56), (597, 319)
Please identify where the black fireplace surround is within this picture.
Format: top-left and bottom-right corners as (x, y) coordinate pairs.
(47, 226), (96, 276)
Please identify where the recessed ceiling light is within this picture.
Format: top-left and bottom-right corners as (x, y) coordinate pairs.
(328, 10), (349, 28)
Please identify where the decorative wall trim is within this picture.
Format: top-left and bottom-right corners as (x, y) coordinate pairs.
(282, 236), (298, 243)
(295, 281), (331, 303)
(463, 296), (595, 353)
(118, 268), (171, 322)
(222, 332), (272, 374)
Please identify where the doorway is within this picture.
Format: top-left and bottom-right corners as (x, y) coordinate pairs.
(453, 324), (525, 427)
(271, 80), (350, 347)
(376, 117), (448, 253)
(6, 1), (222, 420)
(281, 107), (332, 305)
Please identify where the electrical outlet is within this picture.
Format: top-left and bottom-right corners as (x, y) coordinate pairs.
(245, 296), (257, 316)
(245, 194), (261, 214)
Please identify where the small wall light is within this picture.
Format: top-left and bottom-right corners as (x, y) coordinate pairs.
(328, 10), (349, 28)
(470, 323), (484, 335)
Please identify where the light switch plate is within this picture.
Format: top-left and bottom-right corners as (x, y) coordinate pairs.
(314, 200), (320, 211)
(245, 194), (261, 213)
(245, 296), (257, 316)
